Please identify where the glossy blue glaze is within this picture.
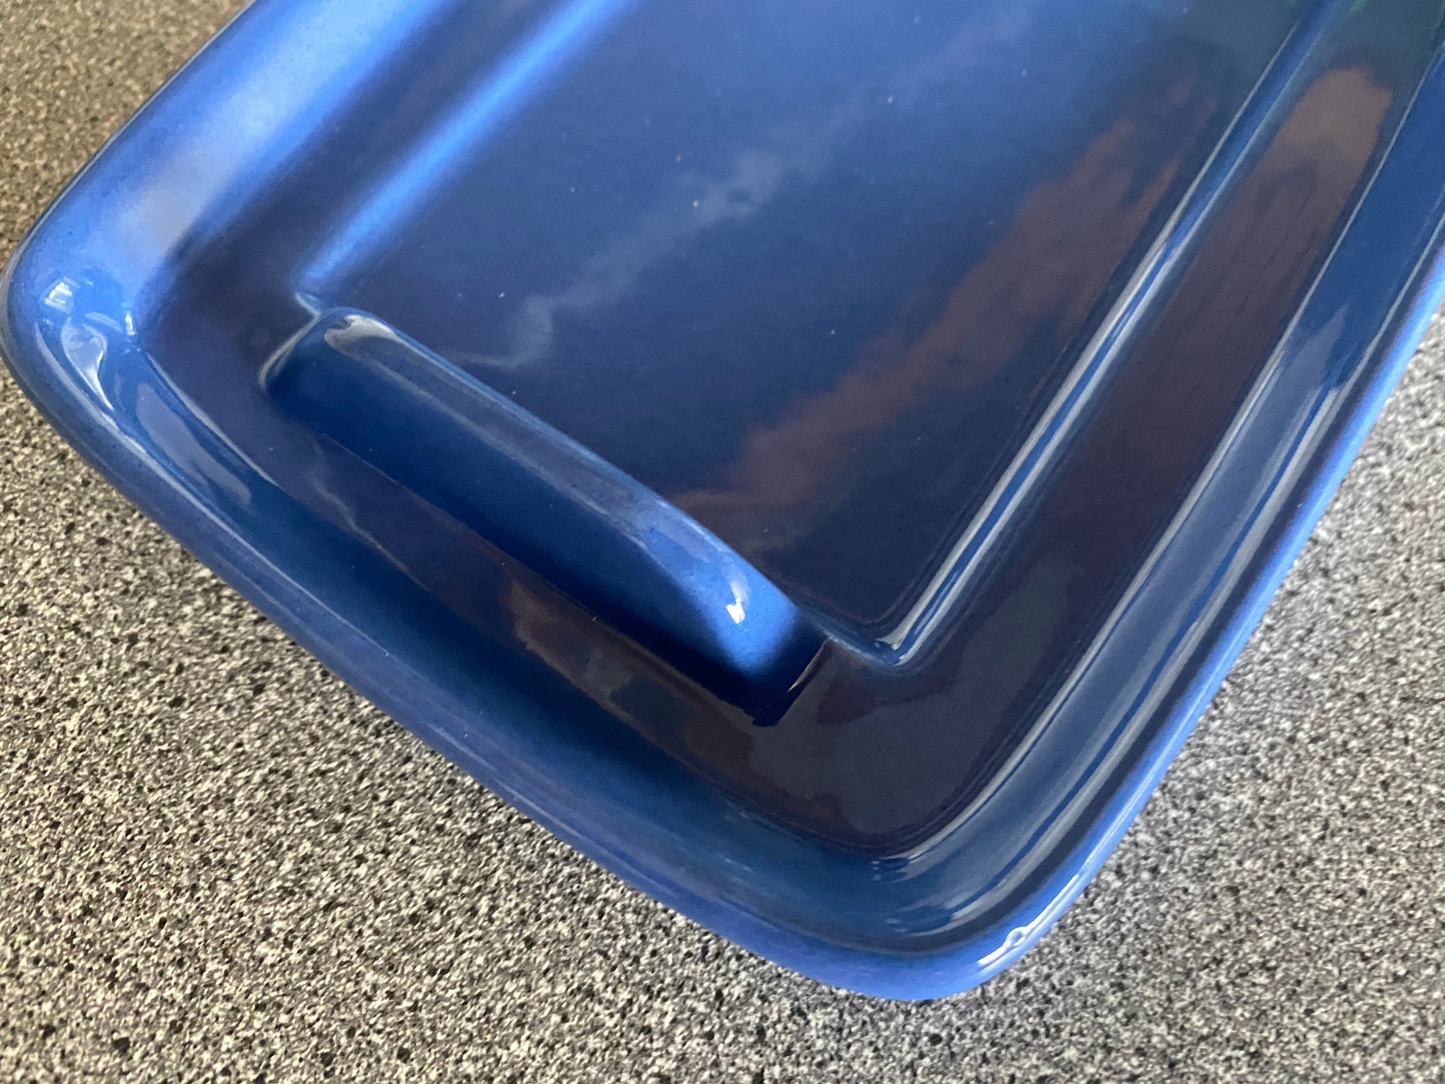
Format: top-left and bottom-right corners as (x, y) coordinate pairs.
(5, 0), (1445, 998)
(267, 308), (824, 720)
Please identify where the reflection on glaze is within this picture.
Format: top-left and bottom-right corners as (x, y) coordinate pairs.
(43, 275), (116, 405)
(441, 2), (1048, 377)
(674, 63), (1219, 634)
(305, 0), (646, 287)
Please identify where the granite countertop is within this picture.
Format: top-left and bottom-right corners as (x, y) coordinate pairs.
(2, 2), (1443, 1080)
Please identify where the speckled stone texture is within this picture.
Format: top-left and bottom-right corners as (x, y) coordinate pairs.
(2, 3), (1444, 1081)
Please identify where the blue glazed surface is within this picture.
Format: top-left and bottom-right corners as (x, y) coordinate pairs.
(4, 0), (1445, 998)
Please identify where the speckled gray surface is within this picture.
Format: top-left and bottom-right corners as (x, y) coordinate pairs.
(2, 2), (1445, 1081)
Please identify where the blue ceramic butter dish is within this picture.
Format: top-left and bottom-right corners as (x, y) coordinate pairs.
(6, 0), (1445, 998)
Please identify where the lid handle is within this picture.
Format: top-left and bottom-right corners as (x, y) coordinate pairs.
(265, 309), (823, 722)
